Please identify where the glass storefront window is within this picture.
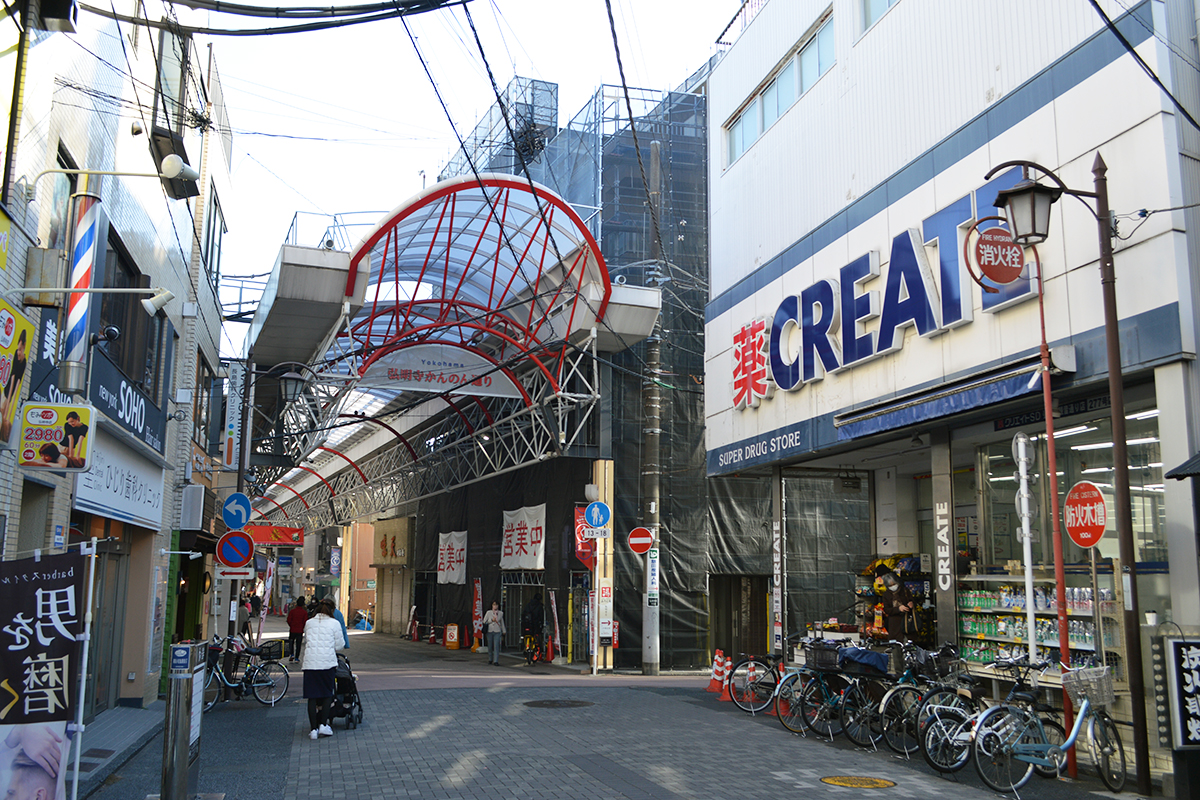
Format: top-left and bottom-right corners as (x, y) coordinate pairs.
(978, 404), (1165, 566)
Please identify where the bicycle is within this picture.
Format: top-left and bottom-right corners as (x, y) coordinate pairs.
(972, 664), (1124, 793)
(922, 656), (1064, 778)
(877, 641), (968, 755)
(727, 633), (807, 714)
(522, 631), (542, 665)
(789, 638), (851, 738)
(203, 635), (290, 711)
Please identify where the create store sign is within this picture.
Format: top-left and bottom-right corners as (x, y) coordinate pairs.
(731, 168), (1028, 412)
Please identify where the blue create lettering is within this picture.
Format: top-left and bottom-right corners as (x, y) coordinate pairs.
(924, 194), (973, 329)
(801, 279), (839, 382)
(769, 295), (801, 391)
(876, 228), (940, 355)
(839, 252), (879, 366)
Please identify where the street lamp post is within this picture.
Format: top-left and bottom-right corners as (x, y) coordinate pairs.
(985, 154), (1150, 796)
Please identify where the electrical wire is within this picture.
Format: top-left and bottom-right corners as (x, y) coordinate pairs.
(1087, 0), (1200, 134)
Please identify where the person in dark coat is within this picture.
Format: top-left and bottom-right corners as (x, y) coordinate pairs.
(287, 598), (308, 661)
(875, 564), (915, 640)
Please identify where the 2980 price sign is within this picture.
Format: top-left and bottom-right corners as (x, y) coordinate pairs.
(17, 403), (94, 473)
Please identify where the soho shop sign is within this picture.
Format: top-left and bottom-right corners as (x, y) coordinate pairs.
(730, 170), (1029, 416)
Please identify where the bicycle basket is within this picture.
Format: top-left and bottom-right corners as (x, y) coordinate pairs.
(259, 640), (283, 660)
(803, 640), (840, 671)
(1062, 666), (1114, 709)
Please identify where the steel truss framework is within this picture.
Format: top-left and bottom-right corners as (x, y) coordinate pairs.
(252, 174), (610, 527)
(257, 335), (600, 529)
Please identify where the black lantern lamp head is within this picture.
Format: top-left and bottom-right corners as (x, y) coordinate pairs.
(993, 178), (1063, 246)
(279, 371), (307, 404)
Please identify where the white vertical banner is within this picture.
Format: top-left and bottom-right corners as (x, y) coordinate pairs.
(437, 531), (467, 584)
(223, 360), (245, 470)
(499, 504), (545, 570)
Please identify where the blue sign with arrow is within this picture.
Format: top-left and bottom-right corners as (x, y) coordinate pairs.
(223, 492), (252, 530)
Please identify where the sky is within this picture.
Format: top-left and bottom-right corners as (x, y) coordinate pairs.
(180, 0), (738, 356)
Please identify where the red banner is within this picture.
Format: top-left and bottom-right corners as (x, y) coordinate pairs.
(244, 525), (304, 546)
(472, 578), (483, 642)
(574, 507), (596, 569)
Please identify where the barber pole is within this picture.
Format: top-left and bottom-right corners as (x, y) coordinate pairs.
(64, 193), (101, 365)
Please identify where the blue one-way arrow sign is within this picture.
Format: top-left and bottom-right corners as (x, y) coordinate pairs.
(223, 492), (252, 530)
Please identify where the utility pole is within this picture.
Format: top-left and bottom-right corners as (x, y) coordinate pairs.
(641, 141), (663, 675)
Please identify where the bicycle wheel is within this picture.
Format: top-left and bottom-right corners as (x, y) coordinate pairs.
(251, 660), (290, 705)
(797, 673), (846, 738)
(919, 686), (978, 717)
(202, 666), (222, 712)
(1034, 718), (1066, 778)
(973, 705), (1036, 793)
(840, 681), (884, 748)
(880, 684), (923, 755)
(775, 673), (807, 734)
(920, 708), (972, 773)
(1090, 712), (1126, 793)
(728, 659), (776, 713)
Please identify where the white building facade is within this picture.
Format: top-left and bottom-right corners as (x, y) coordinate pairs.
(706, 0), (1200, 776)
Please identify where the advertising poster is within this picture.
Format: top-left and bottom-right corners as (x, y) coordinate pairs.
(0, 553), (85, 800)
(0, 300), (35, 450)
(16, 404), (93, 472)
(244, 525), (304, 547)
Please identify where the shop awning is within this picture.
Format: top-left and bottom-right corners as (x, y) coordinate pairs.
(835, 361), (1040, 440)
(1165, 452), (1200, 479)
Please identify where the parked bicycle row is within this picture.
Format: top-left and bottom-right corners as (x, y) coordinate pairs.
(717, 634), (1126, 795)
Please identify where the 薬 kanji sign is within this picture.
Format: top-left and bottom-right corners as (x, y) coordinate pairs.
(732, 318), (773, 410)
(0, 553), (85, 724)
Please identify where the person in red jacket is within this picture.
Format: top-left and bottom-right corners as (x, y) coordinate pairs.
(287, 598), (309, 662)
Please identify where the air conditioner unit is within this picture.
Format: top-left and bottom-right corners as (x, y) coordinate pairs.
(36, 0), (78, 33)
(180, 484), (204, 531)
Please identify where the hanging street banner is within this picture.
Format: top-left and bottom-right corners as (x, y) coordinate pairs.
(244, 524), (304, 547)
(0, 552), (85, 800)
(16, 403), (94, 472)
(573, 506), (596, 570)
(472, 578), (483, 644)
(358, 342), (524, 398)
(436, 531), (467, 584)
(0, 299), (35, 450)
(500, 504), (545, 570)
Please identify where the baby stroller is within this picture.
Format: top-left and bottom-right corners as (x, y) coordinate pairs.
(327, 653), (364, 729)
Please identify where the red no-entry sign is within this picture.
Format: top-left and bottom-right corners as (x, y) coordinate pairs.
(1064, 481), (1107, 549)
(628, 527), (654, 555)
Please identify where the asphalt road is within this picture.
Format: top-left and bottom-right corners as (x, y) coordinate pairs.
(85, 630), (1145, 800)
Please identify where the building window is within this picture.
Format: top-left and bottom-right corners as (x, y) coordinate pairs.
(728, 99), (759, 164)
(727, 17), (834, 166)
(153, 28), (189, 135)
(194, 359), (215, 449)
(863, 0), (899, 30)
(761, 60), (795, 130)
(46, 148), (76, 252)
(97, 234), (166, 403)
(800, 19), (835, 95)
(203, 186), (225, 287)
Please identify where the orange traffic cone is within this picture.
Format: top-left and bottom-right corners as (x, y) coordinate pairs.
(718, 657), (734, 701)
(706, 649), (725, 692)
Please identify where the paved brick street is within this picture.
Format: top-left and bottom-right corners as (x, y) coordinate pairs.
(82, 625), (1145, 800)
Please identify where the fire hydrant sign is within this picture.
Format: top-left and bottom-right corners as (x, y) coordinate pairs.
(1063, 480), (1107, 549)
(17, 403), (94, 472)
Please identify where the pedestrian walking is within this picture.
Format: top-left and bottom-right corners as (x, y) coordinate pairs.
(287, 598), (308, 661)
(483, 601), (505, 665)
(237, 597), (252, 642)
(300, 598), (344, 740)
(330, 598), (350, 649)
(250, 592), (262, 618)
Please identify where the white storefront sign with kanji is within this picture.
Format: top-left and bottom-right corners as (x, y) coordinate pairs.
(436, 531), (467, 584)
(1166, 638), (1200, 749)
(499, 504), (545, 570)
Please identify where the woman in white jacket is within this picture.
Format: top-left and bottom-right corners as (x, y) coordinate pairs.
(301, 598), (344, 739)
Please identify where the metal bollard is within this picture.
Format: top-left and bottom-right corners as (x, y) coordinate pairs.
(160, 642), (205, 800)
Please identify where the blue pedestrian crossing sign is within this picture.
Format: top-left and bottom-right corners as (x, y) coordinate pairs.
(584, 501), (611, 529)
(223, 492), (252, 530)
